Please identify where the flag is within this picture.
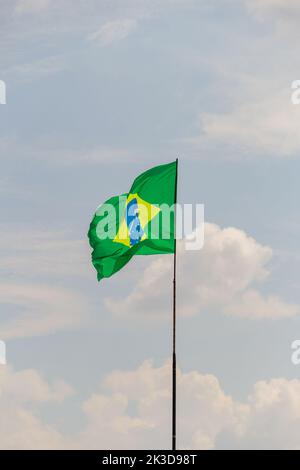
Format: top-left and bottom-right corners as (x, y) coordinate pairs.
(88, 160), (178, 280)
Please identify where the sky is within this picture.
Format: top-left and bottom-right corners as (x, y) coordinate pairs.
(1, 0), (300, 449)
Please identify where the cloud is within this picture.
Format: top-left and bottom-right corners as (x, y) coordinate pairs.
(4, 55), (66, 82)
(56, 362), (300, 450)
(15, 0), (51, 15)
(0, 367), (73, 403)
(0, 136), (133, 166)
(88, 19), (137, 46)
(225, 289), (300, 319)
(0, 227), (89, 280)
(2, 360), (300, 449)
(0, 366), (72, 450)
(244, 0), (300, 19)
(218, 377), (300, 449)
(0, 360), (237, 449)
(240, 0), (300, 39)
(105, 222), (299, 319)
(200, 90), (300, 157)
(0, 227), (92, 339)
(76, 360), (238, 449)
(0, 282), (89, 340)
(46, 146), (132, 165)
(0, 225), (94, 340)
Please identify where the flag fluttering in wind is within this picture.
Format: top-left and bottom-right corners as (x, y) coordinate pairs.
(88, 159), (179, 450)
(88, 161), (177, 281)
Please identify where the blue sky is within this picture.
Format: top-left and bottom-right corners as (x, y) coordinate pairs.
(2, 0), (300, 449)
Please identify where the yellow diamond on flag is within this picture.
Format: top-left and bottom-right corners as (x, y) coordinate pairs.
(113, 193), (160, 247)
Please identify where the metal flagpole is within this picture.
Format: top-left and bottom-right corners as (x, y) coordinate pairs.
(172, 158), (178, 451)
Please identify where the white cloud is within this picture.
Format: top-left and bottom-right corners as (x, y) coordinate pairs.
(0, 360), (236, 449)
(0, 227), (93, 339)
(0, 228), (89, 280)
(200, 90), (300, 157)
(47, 146), (132, 165)
(0, 226), (94, 339)
(2, 360), (300, 449)
(60, 362), (300, 450)
(0, 366), (72, 450)
(219, 377), (300, 449)
(4, 55), (66, 82)
(76, 360), (238, 449)
(15, 0), (51, 15)
(0, 367), (73, 403)
(240, 0), (300, 41)
(245, 0), (300, 18)
(225, 289), (300, 319)
(88, 19), (137, 46)
(105, 222), (299, 319)
(0, 282), (89, 340)
(0, 135), (133, 166)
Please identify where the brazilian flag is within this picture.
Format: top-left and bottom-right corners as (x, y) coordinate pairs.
(88, 161), (178, 280)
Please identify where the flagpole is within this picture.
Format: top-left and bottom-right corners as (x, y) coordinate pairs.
(172, 158), (178, 451)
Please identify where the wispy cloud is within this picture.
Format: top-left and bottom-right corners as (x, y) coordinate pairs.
(244, 0), (300, 19)
(0, 136), (134, 166)
(87, 19), (137, 46)
(3, 55), (66, 82)
(14, 0), (51, 15)
(0, 228), (91, 339)
(0, 281), (89, 340)
(0, 228), (89, 280)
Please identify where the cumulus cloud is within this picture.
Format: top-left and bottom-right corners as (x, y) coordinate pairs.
(2, 360), (300, 449)
(200, 90), (300, 157)
(0, 360), (238, 449)
(54, 363), (300, 450)
(0, 366), (72, 450)
(0, 367), (73, 403)
(106, 222), (299, 319)
(218, 377), (300, 449)
(76, 360), (238, 449)
(88, 19), (137, 46)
